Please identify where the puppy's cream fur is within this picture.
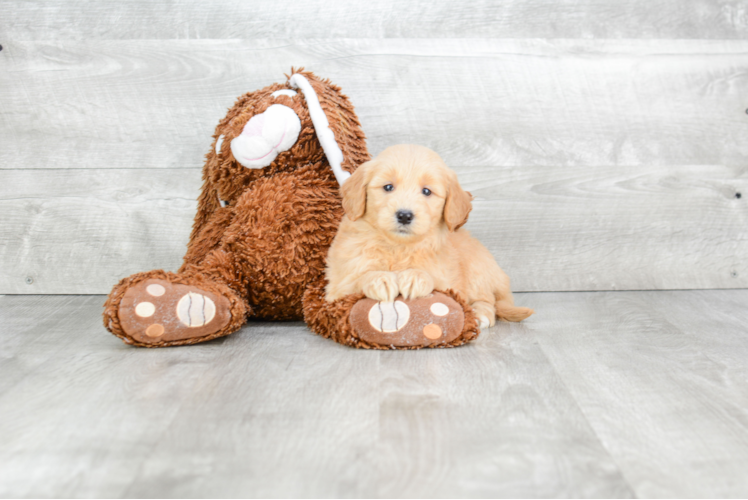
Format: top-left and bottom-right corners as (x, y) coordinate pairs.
(325, 144), (533, 326)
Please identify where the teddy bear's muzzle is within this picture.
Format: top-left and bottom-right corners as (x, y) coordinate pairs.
(229, 104), (301, 169)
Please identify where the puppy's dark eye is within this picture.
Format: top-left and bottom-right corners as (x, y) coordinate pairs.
(383, 184), (394, 192)
(422, 187), (432, 196)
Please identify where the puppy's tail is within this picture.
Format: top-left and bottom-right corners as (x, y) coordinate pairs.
(495, 299), (534, 322)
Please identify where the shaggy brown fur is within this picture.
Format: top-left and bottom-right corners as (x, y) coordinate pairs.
(103, 269), (247, 347)
(302, 275), (480, 349)
(104, 70), (369, 346)
(103, 70), (479, 349)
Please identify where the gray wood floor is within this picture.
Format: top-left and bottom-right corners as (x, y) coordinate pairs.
(2, 291), (747, 498)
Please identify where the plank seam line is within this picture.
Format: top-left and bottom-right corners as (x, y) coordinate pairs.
(531, 330), (639, 497)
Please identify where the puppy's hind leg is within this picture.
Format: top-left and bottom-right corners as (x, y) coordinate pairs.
(492, 270), (534, 323)
(471, 300), (497, 329)
(471, 298), (534, 327)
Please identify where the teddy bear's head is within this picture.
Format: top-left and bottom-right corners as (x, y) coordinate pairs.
(199, 69), (369, 210)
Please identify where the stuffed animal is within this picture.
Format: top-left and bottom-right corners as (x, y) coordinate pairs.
(103, 70), (479, 349)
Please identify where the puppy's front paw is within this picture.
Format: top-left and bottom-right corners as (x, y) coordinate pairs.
(397, 269), (435, 299)
(362, 272), (399, 302)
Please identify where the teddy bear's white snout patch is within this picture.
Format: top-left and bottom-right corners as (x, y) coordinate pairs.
(230, 104), (301, 169)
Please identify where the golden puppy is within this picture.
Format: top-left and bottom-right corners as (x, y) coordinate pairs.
(325, 144), (533, 327)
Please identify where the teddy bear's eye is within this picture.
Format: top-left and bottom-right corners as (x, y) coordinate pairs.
(383, 184), (394, 192)
(422, 187), (432, 196)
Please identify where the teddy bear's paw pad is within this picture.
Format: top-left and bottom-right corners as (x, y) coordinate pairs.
(350, 292), (464, 348)
(118, 279), (232, 344)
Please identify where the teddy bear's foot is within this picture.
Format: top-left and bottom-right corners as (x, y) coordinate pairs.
(117, 278), (233, 345)
(349, 292), (466, 348)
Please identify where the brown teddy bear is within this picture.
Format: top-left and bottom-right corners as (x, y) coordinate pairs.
(103, 70), (480, 349)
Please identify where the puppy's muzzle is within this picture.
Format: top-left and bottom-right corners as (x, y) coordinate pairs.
(396, 210), (414, 226)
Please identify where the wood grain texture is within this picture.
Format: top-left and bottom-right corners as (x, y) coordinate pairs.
(2, 0), (747, 40)
(0, 169), (198, 294)
(462, 163), (748, 292)
(2, 39), (748, 171)
(529, 289), (748, 497)
(0, 293), (628, 498)
(375, 332), (631, 498)
(1, 165), (745, 294)
(3, 291), (748, 497)
(0, 295), (379, 497)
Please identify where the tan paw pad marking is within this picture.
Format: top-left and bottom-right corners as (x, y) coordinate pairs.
(145, 324), (165, 338)
(368, 300), (410, 333)
(146, 284), (166, 297)
(135, 302), (155, 318)
(176, 292), (216, 328)
(430, 302), (449, 316)
(423, 323), (443, 340)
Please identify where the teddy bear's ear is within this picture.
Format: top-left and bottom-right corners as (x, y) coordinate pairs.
(189, 71), (372, 244)
(288, 70), (370, 184)
(187, 87), (274, 245)
(187, 139), (223, 246)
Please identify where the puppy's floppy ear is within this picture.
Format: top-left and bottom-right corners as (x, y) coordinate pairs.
(341, 160), (374, 221)
(443, 171), (473, 231)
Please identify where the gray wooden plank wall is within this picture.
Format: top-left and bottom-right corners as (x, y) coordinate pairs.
(3, 1), (748, 39)
(1, 2), (747, 294)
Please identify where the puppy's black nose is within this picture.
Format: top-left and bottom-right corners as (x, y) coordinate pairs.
(396, 210), (414, 225)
